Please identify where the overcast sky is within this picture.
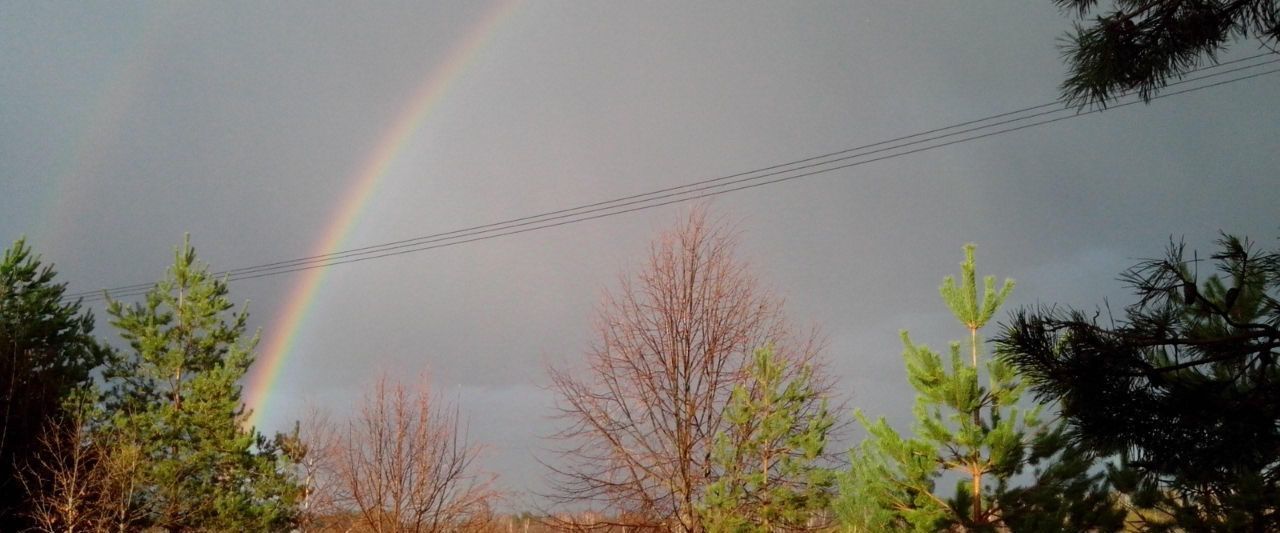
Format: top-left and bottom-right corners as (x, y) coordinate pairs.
(3, 1), (1277, 509)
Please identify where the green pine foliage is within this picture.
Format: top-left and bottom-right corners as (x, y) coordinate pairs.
(1054, 0), (1280, 108)
(700, 346), (835, 532)
(0, 239), (106, 530)
(999, 236), (1280, 531)
(835, 244), (1123, 532)
(103, 237), (299, 530)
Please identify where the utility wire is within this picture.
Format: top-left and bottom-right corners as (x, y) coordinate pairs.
(224, 63), (1280, 279)
(79, 52), (1275, 295)
(74, 58), (1280, 302)
(73, 57), (1280, 301)
(67, 53), (1280, 303)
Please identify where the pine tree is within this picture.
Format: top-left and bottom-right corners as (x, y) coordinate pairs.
(104, 237), (299, 530)
(0, 239), (106, 530)
(835, 244), (1122, 532)
(1053, 0), (1280, 108)
(699, 346), (835, 532)
(999, 235), (1280, 531)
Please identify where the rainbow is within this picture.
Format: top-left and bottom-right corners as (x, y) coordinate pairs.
(243, 1), (521, 429)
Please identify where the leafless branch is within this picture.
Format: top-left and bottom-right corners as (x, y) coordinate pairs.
(545, 206), (833, 531)
(305, 373), (498, 533)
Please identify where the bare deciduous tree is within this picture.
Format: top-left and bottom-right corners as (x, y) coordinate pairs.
(22, 411), (100, 533)
(546, 207), (830, 532)
(21, 401), (145, 533)
(308, 374), (497, 533)
(279, 406), (341, 532)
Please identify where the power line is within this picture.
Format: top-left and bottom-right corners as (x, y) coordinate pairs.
(72, 57), (1280, 301)
(225, 64), (1280, 278)
(76, 52), (1275, 298)
(67, 54), (1280, 303)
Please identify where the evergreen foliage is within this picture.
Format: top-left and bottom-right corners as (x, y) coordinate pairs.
(835, 244), (1123, 532)
(0, 238), (106, 530)
(102, 237), (299, 530)
(1054, 0), (1280, 107)
(998, 235), (1280, 531)
(700, 346), (835, 532)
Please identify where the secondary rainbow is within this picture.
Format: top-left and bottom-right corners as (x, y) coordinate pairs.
(243, 1), (521, 429)
(40, 7), (168, 251)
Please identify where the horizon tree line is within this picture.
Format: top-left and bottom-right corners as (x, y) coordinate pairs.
(4, 204), (1275, 531)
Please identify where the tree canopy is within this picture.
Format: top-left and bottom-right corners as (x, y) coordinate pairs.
(699, 346), (835, 532)
(837, 244), (1122, 532)
(997, 235), (1280, 531)
(1055, 0), (1280, 107)
(102, 237), (300, 530)
(545, 207), (829, 532)
(0, 239), (106, 530)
